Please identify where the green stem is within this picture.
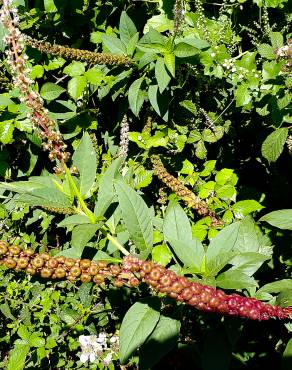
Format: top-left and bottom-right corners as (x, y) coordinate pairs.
(63, 163), (96, 223)
(100, 227), (130, 256)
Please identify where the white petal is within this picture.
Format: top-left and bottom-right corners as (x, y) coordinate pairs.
(79, 335), (89, 347)
(80, 353), (89, 363)
(89, 353), (96, 362)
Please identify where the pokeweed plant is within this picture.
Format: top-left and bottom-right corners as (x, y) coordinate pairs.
(0, 0), (291, 369)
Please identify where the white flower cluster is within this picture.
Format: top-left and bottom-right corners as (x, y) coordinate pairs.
(118, 114), (129, 160)
(78, 333), (119, 366)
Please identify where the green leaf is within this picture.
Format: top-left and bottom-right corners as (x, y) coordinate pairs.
(257, 43), (276, 59)
(261, 128), (288, 162)
(0, 120), (14, 144)
(155, 57), (171, 93)
(256, 279), (292, 297)
(163, 202), (192, 241)
(58, 214), (90, 227)
(72, 132), (97, 198)
(151, 244), (172, 266)
(119, 298), (161, 364)
(95, 158), (122, 217)
(7, 343), (30, 370)
(174, 42), (200, 58)
(40, 82), (65, 101)
(71, 224), (100, 256)
(128, 77), (145, 117)
(102, 35), (127, 55)
(139, 315), (180, 370)
(282, 338), (292, 370)
(195, 140), (207, 159)
(167, 237), (205, 271)
(119, 11), (137, 45)
(29, 333), (45, 348)
(164, 52), (175, 77)
(262, 60), (283, 81)
(148, 84), (169, 121)
(228, 252), (270, 276)
(115, 180), (153, 256)
(235, 83), (251, 107)
(276, 290), (292, 308)
(84, 67), (105, 85)
(44, 0), (57, 12)
(206, 222), (241, 274)
(0, 302), (15, 320)
(216, 270), (258, 289)
(259, 209), (292, 230)
(30, 65), (44, 79)
(68, 76), (87, 100)
(232, 200), (264, 218)
(270, 32), (283, 48)
(63, 61), (85, 77)
(178, 36), (209, 49)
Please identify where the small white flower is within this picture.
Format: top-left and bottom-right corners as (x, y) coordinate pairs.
(103, 352), (112, 366)
(89, 353), (96, 362)
(80, 353), (89, 363)
(210, 52), (216, 58)
(79, 335), (90, 347)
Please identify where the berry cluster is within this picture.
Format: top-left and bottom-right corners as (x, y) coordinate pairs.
(122, 256), (292, 321)
(1, 241), (291, 321)
(0, 241), (124, 285)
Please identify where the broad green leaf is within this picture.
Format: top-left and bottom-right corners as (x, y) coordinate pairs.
(95, 158), (122, 217)
(72, 132), (97, 198)
(177, 36), (209, 49)
(276, 290), (292, 308)
(40, 82), (65, 101)
(84, 68), (105, 85)
(71, 224), (100, 256)
(148, 85), (169, 121)
(0, 302), (15, 320)
(216, 270), (258, 289)
(195, 140), (207, 159)
(282, 339), (292, 370)
(0, 120), (14, 144)
(262, 60), (283, 80)
(58, 214), (90, 227)
(256, 279), (292, 296)
(261, 128), (289, 162)
(0, 95), (15, 106)
(235, 83), (251, 107)
(115, 180), (153, 256)
(270, 32), (283, 48)
(139, 316), (180, 370)
(259, 209), (292, 230)
(126, 32), (139, 57)
(163, 202), (192, 241)
(128, 77), (145, 116)
(7, 343), (30, 370)
(168, 237), (205, 271)
(119, 11), (137, 45)
(63, 61), (85, 77)
(30, 65), (44, 79)
(68, 76), (87, 100)
(29, 333), (45, 348)
(155, 57), (171, 93)
(103, 35), (127, 55)
(232, 200), (264, 218)
(206, 222), (241, 274)
(229, 252), (270, 276)
(151, 244), (172, 266)
(257, 43), (276, 59)
(174, 42), (199, 58)
(119, 298), (161, 364)
(164, 52), (175, 77)
(44, 0), (57, 12)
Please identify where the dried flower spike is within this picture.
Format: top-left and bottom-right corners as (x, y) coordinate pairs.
(0, 0), (70, 165)
(24, 36), (133, 67)
(151, 155), (222, 226)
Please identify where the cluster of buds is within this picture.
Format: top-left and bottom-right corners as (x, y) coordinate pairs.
(118, 114), (129, 160)
(151, 155), (222, 226)
(173, 0), (185, 37)
(287, 135), (292, 156)
(1, 241), (291, 321)
(122, 256), (292, 321)
(24, 36), (132, 67)
(0, 0), (70, 164)
(199, 108), (216, 130)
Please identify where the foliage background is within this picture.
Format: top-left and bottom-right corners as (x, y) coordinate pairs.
(0, 0), (291, 369)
